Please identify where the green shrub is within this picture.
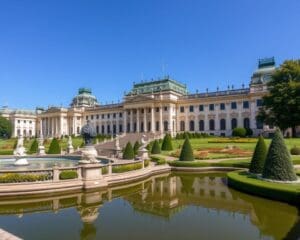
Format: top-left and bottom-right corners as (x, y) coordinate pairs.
(48, 138), (61, 154)
(232, 128), (247, 137)
(262, 130), (297, 181)
(151, 140), (161, 154)
(59, 170), (78, 180)
(161, 134), (173, 151)
(133, 141), (140, 155)
(102, 166), (108, 175)
(144, 159), (150, 167)
(179, 138), (194, 161)
(112, 162), (142, 173)
(290, 146), (300, 155)
(0, 150), (14, 155)
(0, 173), (50, 183)
(123, 142), (135, 160)
(150, 156), (167, 165)
(29, 138), (38, 154)
(249, 136), (267, 174)
(246, 128), (253, 137)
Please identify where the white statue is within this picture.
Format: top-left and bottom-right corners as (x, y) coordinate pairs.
(14, 135), (29, 166)
(67, 136), (74, 154)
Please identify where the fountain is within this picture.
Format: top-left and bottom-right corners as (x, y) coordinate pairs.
(13, 135), (29, 166)
(79, 120), (99, 164)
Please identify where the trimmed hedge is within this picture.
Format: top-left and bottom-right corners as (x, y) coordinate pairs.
(249, 136), (267, 174)
(29, 138), (38, 154)
(151, 140), (161, 154)
(48, 138), (61, 154)
(227, 171), (300, 205)
(291, 146), (300, 155)
(133, 141), (140, 155)
(232, 127), (247, 137)
(150, 156), (167, 165)
(169, 160), (249, 168)
(123, 142), (135, 160)
(179, 138), (194, 161)
(112, 162), (143, 173)
(0, 173), (51, 183)
(161, 134), (173, 151)
(59, 170), (78, 180)
(262, 130), (297, 181)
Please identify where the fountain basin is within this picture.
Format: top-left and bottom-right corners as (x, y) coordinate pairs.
(14, 158), (29, 166)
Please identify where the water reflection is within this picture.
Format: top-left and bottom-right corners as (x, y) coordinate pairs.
(0, 173), (298, 240)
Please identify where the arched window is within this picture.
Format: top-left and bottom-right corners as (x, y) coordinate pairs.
(189, 120), (195, 131)
(180, 121), (185, 131)
(107, 125), (111, 134)
(96, 125), (99, 134)
(164, 121), (168, 131)
(113, 124), (116, 134)
(77, 127), (80, 134)
(199, 120), (204, 131)
(220, 119), (226, 130)
(256, 120), (263, 129)
(243, 118), (250, 129)
(101, 125), (105, 134)
(148, 122), (151, 131)
(141, 122), (144, 132)
(231, 118), (237, 129)
(209, 119), (215, 131)
(23, 129), (26, 137)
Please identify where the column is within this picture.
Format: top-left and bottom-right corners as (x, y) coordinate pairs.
(130, 109), (133, 133)
(60, 116), (63, 136)
(151, 107), (155, 133)
(143, 108), (147, 132)
(72, 117), (76, 135)
(40, 118), (43, 137)
(116, 113), (120, 134)
(168, 104), (173, 134)
(123, 110), (127, 133)
(159, 105), (163, 133)
(136, 108), (140, 133)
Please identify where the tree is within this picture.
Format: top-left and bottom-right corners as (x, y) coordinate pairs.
(161, 134), (173, 151)
(29, 138), (39, 154)
(133, 141), (140, 155)
(257, 60), (300, 137)
(48, 138), (61, 154)
(262, 130), (297, 181)
(0, 116), (12, 139)
(249, 136), (267, 174)
(151, 140), (161, 154)
(123, 142), (135, 160)
(179, 138), (194, 161)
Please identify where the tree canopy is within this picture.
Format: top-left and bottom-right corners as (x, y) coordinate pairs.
(257, 60), (300, 137)
(0, 116), (12, 139)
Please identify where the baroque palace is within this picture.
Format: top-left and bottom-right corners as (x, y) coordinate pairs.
(1, 58), (277, 138)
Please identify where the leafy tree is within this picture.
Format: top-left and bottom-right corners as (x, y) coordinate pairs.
(48, 138), (61, 154)
(179, 138), (194, 161)
(151, 140), (161, 154)
(133, 141), (140, 155)
(29, 138), (39, 154)
(262, 130), (297, 181)
(123, 142), (134, 160)
(232, 127), (247, 137)
(161, 134), (173, 151)
(0, 116), (12, 139)
(249, 136), (267, 174)
(257, 60), (300, 137)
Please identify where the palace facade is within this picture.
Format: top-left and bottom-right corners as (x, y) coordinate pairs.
(1, 58), (279, 138)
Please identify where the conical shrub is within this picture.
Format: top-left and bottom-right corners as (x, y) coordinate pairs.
(123, 142), (135, 160)
(161, 134), (173, 151)
(262, 130), (297, 181)
(48, 138), (61, 154)
(249, 136), (267, 174)
(179, 138), (194, 161)
(29, 138), (39, 154)
(151, 140), (161, 154)
(133, 141), (140, 155)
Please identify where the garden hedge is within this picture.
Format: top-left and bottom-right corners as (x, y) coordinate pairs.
(179, 138), (194, 161)
(161, 134), (173, 151)
(249, 136), (267, 174)
(59, 170), (78, 180)
(123, 142), (135, 160)
(151, 140), (161, 154)
(48, 138), (61, 154)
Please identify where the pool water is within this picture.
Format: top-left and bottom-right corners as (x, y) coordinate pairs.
(0, 172), (298, 240)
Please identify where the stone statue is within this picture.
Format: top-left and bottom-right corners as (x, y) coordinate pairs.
(81, 120), (97, 146)
(67, 136), (74, 154)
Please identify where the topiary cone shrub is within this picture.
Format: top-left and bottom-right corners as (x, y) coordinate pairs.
(232, 127), (247, 137)
(133, 141), (140, 155)
(262, 130), (297, 181)
(29, 138), (38, 154)
(161, 134), (173, 151)
(123, 142), (135, 160)
(48, 138), (61, 154)
(249, 136), (267, 174)
(179, 138), (194, 161)
(151, 140), (161, 154)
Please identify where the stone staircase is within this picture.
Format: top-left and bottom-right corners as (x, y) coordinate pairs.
(95, 132), (163, 156)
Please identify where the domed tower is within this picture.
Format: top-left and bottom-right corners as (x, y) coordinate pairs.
(70, 88), (99, 107)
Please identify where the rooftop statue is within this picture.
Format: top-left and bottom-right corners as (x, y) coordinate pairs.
(81, 120), (97, 146)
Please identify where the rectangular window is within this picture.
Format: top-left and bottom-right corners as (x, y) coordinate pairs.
(243, 101), (249, 109)
(17, 120), (20, 123)
(86, 116), (88, 120)
(257, 99), (263, 107)
(107, 114), (110, 119)
(29, 121), (32, 124)
(180, 106), (184, 113)
(189, 106), (194, 112)
(113, 113), (116, 118)
(156, 107), (159, 112)
(199, 105), (204, 111)
(101, 114), (104, 119)
(119, 112), (122, 118)
(231, 102), (237, 109)
(24, 120), (26, 123)
(164, 106), (168, 111)
(96, 114), (99, 119)
(91, 115), (94, 120)
(209, 104), (214, 111)
(220, 103), (225, 110)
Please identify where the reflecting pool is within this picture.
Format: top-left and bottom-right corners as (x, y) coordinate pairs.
(0, 172), (298, 240)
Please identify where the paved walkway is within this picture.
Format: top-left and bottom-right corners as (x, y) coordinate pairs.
(157, 154), (249, 163)
(0, 228), (22, 240)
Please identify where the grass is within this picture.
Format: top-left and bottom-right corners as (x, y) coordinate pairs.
(112, 162), (143, 173)
(227, 170), (300, 205)
(169, 159), (250, 168)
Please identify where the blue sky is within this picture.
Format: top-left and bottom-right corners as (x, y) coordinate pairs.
(0, 0), (299, 109)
